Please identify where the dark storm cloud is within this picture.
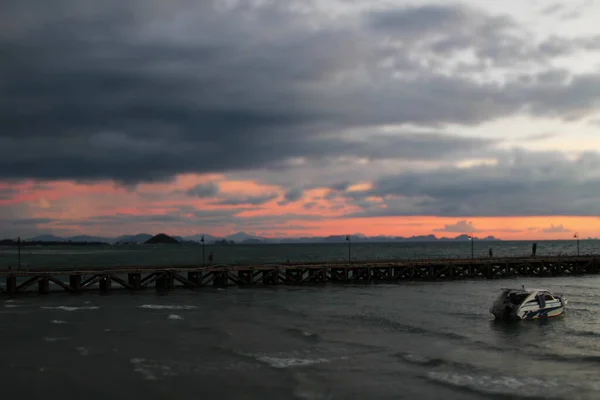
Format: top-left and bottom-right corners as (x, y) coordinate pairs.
(1, 1), (600, 183)
(212, 193), (279, 206)
(32, 205), (324, 233)
(340, 150), (600, 217)
(0, 217), (55, 226)
(0, 188), (19, 201)
(366, 4), (585, 66)
(186, 182), (220, 198)
(277, 188), (304, 206)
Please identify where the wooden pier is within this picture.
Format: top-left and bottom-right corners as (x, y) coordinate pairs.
(0, 255), (598, 295)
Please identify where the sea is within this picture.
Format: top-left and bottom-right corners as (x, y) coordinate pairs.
(1, 241), (600, 399)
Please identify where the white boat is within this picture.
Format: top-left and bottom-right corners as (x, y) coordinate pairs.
(489, 286), (567, 320)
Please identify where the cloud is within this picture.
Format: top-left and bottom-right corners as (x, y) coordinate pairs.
(1, 1), (600, 185)
(339, 149), (600, 217)
(521, 132), (557, 142)
(541, 224), (571, 233)
(0, 217), (55, 226)
(541, 4), (563, 15)
(277, 188), (304, 206)
(212, 193), (279, 206)
(186, 182), (220, 198)
(0, 188), (19, 201)
(434, 220), (481, 233)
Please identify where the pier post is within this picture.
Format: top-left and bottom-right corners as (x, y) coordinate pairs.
(166, 271), (175, 290)
(262, 269), (276, 285)
(128, 273), (141, 289)
(69, 275), (81, 292)
(156, 273), (167, 290)
(6, 276), (16, 294)
(212, 270), (227, 287)
(99, 275), (111, 292)
(188, 271), (201, 286)
(38, 277), (49, 294)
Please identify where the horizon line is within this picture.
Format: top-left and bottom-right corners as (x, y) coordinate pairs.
(1, 231), (593, 242)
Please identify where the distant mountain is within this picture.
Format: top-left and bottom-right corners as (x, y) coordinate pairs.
(185, 234), (221, 243)
(27, 234), (67, 242)
(2, 232), (501, 246)
(225, 232), (262, 242)
(144, 233), (180, 245)
(69, 235), (112, 243)
(114, 233), (153, 244)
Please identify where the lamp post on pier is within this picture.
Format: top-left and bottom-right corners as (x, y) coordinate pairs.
(574, 232), (580, 256)
(201, 235), (205, 266)
(468, 235), (474, 259)
(346, 235), (351, 263)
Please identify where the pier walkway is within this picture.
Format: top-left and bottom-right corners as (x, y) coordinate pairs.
(1, 255), (597, 295)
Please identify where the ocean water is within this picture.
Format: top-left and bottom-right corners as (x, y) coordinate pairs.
(2, 275), (600, 399)
(2, 242), (600, 399)
(0, 240), (597, 269)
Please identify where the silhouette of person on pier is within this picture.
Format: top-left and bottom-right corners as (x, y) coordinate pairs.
(489, 248), (493, 258)
(532, 242), (537, 257)
(208, 252), (213, 263)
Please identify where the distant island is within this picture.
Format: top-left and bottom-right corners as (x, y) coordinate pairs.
(0, 232), (501, 246)
(144, 233), (180, 245)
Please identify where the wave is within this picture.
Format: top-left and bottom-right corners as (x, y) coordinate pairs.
(44, 337), (68, 342)
(130, 358), (177, 380)
(566, 307), (594, 313)
(447, 310), (489, 320)
(346, 313), (467, 341)
(138, 305), (197, 310)
(565, 328), (600, 338)
(283, 328), (320, 341)
(41, 306), (99, 311)
(395, 352), (474, 369)
(535, 352), (600, 364)
(76, 346), (89, 356)
(255, 356), (331, 369)
(427, 371), (566, 399)
(469, 336), (600, 366)
(50, 320), (68, 324)
(167, 314), (183, 320)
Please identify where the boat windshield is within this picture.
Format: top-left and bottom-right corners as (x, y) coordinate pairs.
(508, 291), (530, 305)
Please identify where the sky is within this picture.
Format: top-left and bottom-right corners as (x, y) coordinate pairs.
(1, 0), (600, 240)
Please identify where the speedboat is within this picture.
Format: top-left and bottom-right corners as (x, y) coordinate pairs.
(489, 286), (567, 320)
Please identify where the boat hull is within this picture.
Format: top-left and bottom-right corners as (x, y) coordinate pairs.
(518, 305), (565, 320)
(491, 305), (565, 320)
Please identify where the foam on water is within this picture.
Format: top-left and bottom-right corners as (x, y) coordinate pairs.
(50, 320), (67, 324)
(76, 347), (89, 356)
(130, 358), (177, 380)
(427, 371), (565, 398)
(249, 352), (332, 369)
(43, 337), (68, 342)
(41, 306), (99, 311)
(138, 305), (196, 310)
(167, 314), (183, 320)
(396, 352), (449, 367)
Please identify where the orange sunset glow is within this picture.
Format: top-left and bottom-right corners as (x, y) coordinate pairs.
(0, 174), (595, 240)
